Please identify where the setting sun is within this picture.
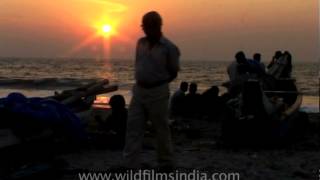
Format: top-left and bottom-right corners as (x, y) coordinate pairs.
(102, 25), (112, 34)
(94, 21), (118, 38)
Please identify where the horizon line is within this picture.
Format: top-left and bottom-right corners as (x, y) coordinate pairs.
(0, 56), (318, 62)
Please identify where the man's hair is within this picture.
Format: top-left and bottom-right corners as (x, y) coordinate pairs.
(274, 51), (283, 59)
(235, 51), (246, 63)
(180, 81), (188, 91)
(142, 11), (162, 27)
(109, 95), (126, 109)
(253, 53), (261, 61)
(210, 86), (219, 97)
(189, 82), (198, 93)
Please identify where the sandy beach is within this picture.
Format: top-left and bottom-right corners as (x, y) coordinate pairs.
(56, 113), (320, 180)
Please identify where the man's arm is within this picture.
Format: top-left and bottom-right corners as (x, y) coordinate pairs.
(166, 45), (180, 82)
(135, 38), (143, 64)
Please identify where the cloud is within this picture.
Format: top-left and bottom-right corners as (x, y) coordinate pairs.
(90, 0), (128, 13)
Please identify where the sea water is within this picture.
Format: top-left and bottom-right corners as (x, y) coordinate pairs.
(0, 58), (318, 112)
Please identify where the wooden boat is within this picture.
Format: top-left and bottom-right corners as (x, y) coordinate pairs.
(222, 78), (304, 146)
(0, 80), (120, 179)
(0, 79), (118, 149)
(265, 78), (302, 118)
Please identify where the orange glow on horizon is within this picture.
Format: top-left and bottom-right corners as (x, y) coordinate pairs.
(28, 0), (316, 61)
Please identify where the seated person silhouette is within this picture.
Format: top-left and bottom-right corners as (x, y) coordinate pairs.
(201, 86), (223, 121)
(280, 51), (292, 78)
(185, 82), (201, 118)
(98, 95), (127, 149)
(267, 51), (292, 79)
(170, 81), (188, 119)
(267, 51), (282, 70)
(248, 53), (266, 77)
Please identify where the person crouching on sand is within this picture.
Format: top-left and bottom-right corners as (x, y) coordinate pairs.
(123, 11), (180, 170)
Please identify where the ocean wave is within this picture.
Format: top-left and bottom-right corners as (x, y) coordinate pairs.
(0, 78), (103, 90)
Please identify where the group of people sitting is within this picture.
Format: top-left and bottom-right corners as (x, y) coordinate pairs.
(267, 51), (292, 78)
(226, 50), (292, 97)
(169, 82), (222, 120)
(169, 50), (293, 122)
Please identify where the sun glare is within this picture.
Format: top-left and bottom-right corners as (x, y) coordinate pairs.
(93, 17), (120, 38)
(102, 25), (112, 34)
(97, 23), (116, 37)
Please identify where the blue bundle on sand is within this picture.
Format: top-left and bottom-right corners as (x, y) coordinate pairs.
(0, 92), (87, 142)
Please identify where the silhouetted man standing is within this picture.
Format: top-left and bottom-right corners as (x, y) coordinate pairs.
(227, 51), (250, 96)
(123, 11), (180, 170)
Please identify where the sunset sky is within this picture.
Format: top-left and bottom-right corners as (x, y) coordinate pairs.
(0, 0), (318, 61)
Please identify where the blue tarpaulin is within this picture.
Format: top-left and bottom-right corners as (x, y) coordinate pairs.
(0, 93), (86, 141)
